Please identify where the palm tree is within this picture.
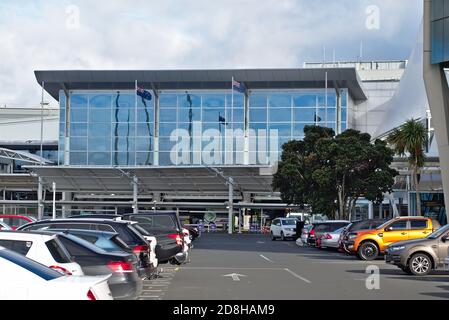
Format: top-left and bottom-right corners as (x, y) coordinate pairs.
(387, 119), (427, 216)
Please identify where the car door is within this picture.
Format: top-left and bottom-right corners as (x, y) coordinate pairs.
(271, 219), (279, 236)
(382, 220), (409, 247)
(438, 230), (449, 266)
(408, 219), (431, 240)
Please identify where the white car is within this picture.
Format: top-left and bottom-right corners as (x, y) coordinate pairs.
(0, 246), (112, 300)
(270, 218), (298, 241)
(0, 231), (84, 276)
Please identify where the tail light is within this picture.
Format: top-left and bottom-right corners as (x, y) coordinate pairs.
(107, 261), (134, 273)
(87, 289), (97, 301)
(168, 233), (183, 246)
(49, 265), (72, 276)
(309, 229), (315, 238)
(133, 245), (149, 254)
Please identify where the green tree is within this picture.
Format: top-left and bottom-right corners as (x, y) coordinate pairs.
(387, 119), (427, 216)
(273, 126), (398, 220)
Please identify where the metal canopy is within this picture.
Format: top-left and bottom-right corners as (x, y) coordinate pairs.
(24, 165), (275, 194)
(0, 148), (53, 165)
(35, 68), (368, 102)
(0, 174), (38, 190)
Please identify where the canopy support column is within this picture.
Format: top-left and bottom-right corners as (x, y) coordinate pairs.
(228, 177), (234, 235)
(133, 176), (139, 214)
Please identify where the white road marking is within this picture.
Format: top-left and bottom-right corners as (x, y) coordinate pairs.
(284, 268), (311, 284)
(222, 273), (247, 281)
(142, 289), (163, 292)
(180, 267), (285, 270)
(139, 295), (161, 298)
(259, 254), (274, 263)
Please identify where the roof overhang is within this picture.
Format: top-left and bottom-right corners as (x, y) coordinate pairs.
(23, 165), (276, 194)
(35, 68), (367, 103)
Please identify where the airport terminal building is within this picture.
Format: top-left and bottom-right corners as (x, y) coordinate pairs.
(0, 57), (446, 226)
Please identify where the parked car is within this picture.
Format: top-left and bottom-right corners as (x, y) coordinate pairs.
(182, 228), (192, 248)
(0, 246), (112, 300)
(67, 213), (185, 265)
(41, 231), (142, 300)
(318, 227), (347, 249)
(339, 219), (387, 252)
(0, 221), (11, 230)
(18, 218), (154, 279)
(0, 230), (84, 276)
(0, 215), (36, 230)
(270, 218), (298, 241)
(345, 216), (441, 261)
(307, 221), (350, 246)
(122, 212), (188, 265)
(385, 224), (449, 275)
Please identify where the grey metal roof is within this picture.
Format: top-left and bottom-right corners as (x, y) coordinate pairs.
(35, 68), (367, 102)
(23, 165), (275, 194)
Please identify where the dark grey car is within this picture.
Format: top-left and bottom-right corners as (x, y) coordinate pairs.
(385, 224), (449, 275)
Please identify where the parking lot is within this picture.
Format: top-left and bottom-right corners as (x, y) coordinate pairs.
(141, 233), (449, 300)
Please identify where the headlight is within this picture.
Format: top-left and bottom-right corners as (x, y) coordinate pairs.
(389, 245), (405, 252)
(285, 228), (295, 231)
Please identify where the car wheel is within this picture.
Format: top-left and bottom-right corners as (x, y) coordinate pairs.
(408, 253), (432, 276)
(357, 241), (379, 261)
(270, 232), (276, 241)
(280, 232), (285, 241)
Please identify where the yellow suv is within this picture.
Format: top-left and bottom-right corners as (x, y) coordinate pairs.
(344, 217), (440, 261)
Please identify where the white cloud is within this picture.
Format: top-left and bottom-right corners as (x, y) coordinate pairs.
(0, 0), (422, 107)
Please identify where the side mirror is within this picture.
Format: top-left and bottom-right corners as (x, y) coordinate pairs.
(442, 236), (449, 243)
(385, 226), (393, 232)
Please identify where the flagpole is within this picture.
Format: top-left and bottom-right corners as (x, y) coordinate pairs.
(40, 81), (45, 162)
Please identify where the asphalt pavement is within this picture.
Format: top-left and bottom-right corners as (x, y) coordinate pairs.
(141, 233), (449, 300)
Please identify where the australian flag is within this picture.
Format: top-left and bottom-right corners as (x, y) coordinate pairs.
(137, 87), (152, 101)
(232, 79), (246, 93)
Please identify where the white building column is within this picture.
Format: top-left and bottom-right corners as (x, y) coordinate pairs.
(228, 178), (234, 234)
(368, 201), (374, 220)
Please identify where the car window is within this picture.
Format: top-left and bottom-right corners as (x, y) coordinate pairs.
(57, 237), (94, 256)
(111, 235), (131, 251)
(48, 223), (93, 231)
(95, 224), (115, 232)
(72, 234), (99, 244)
(410, 220), (427, 230)
(281, 219), (296, 226)
(388, 220), (408, 230)
(0, 239), (32, 256)
(21, 223), (51, 231)
(45, 239), (71, 263)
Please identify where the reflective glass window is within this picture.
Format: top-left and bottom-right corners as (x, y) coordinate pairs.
(136, 138), (153, 151)
(113, 108), (135, 122)
(178, 108), (201, 122)
(294, 108), (318, 122)
(88, 137), (111, 152)
(249, 93), (268, 108)
(136, 152), (153, 165)
(293, 94), (316, 108)
(70, 152), (87, 165)
(269, 108), (291, 122)
(112, 123), (135, 137)
(88, 123), (111, 137)
(71, 123), (88, 136)
(160, 123), (178, 137)
(269, 94), (291, 108)
(112, 137), (135, 153)
(203, 109), (225, 122)
(137, 108), (154, 123)
(89, 109), (112, 123)
(178, 94), (201, 108)
(88, 152), (111, 165)
(89, 94), (112, 109)
(114, 93), (135, 108)
(70, 108), (87, 122)
(249, 109), (267, 122)
(160, 108), (177, 122)
(71, 94), (88, 108)
(136, 123), (153, 137)
(268, 123), (291, 137)
(160, 94), (177, 108)
(203, 94), (225, 108)
(70, 137), (87, 151)
(112, 152), (135, 166)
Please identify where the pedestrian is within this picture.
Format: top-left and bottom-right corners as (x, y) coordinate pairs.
(296, 219), (305, 239)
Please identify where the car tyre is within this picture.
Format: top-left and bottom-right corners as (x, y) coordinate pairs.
(357, 241), (379, 261)
(270, 232), (276, 241)
(400, 266), (413, 274)
(408, 253), (432, 276)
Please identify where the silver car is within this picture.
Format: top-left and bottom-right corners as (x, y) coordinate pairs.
(319, 227), (346, 249)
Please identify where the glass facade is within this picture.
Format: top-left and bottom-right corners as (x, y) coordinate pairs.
(431, 0), (449, 64)
(60, 89), (348, 166)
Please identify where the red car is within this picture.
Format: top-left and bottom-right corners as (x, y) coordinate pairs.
(0, 215), (36, 230)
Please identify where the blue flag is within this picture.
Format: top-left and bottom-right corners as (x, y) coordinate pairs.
(137, 87), (152, 101)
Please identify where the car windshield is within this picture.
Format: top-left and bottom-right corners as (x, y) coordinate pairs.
(427, 225), (449, 239)
(281, 219), (296, 226)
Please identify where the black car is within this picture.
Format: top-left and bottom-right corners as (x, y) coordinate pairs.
(339, 218), (387, 252)
(69, 213), (186, 265)
(18, 218), (154, 278)
(42, 231), (142, 300)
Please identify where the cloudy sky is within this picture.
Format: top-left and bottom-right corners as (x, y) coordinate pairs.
(0, 0), (422, 107)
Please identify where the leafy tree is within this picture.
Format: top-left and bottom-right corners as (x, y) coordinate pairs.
(273, 126), (398, 219)
(387, 119), (427, 216)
